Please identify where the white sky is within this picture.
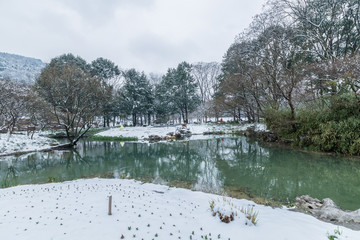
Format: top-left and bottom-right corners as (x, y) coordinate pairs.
(0, 0), (265, 74)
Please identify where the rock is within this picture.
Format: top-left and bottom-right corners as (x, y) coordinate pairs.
(148, 135), (162, 141)
(174, 126), (192, 139)
(295, 195), (323, 210)
(295, 195), (360, 224)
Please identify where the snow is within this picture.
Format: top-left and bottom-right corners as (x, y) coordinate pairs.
(0, 52), (45, 85)
(96, 123), (267, 141)
(0, 178), (358, 240)
(0, 123), (265, 156)
(0, 132), (58, 156)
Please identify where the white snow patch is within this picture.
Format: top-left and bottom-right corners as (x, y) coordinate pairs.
(96, 123), (268, 141)
(0, 132), (58, 156)
(0, 178), (358, 240)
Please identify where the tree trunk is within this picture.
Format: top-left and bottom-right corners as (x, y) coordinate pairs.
(181, 110), (185, 124)
(288, 96), (297, 132)
(132, 113), (137, 126)
(73, 126), (91, 146)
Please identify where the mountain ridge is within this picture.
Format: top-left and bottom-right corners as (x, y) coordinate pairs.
(0, 52), (46, 85)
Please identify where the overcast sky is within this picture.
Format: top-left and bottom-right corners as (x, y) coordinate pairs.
(0, 0), (266, 74)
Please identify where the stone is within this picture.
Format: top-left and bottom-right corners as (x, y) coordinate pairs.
(174, 126), (192, 139)
(295, 195), (360, 225)
(148, 135), (162, 141)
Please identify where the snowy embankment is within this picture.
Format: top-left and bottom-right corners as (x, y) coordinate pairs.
(0, 178), (358, 240)
(96, 123), (267, 141)
(0, 133), (58, 156)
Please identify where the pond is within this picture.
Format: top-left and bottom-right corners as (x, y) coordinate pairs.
(1, 137), (360, 210)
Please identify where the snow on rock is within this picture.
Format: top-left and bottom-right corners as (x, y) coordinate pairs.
(296, 195), (360, 224)
(0, 133), (58, 156)
(96, 123), (267, 141)
(0, 178), (358, 240)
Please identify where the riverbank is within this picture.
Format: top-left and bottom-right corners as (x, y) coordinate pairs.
(0, 132), (59, 157)
(0, 124), (266, 157)
(0, 178), (358, 240)
(95, 123), (267, 141)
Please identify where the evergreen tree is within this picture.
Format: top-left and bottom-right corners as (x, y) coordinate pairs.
(119, 69), (154, 126)
(158, 62), (200, 123)
(90, 58), (121, 127)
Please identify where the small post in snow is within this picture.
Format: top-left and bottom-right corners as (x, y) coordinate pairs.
(108, 195), (112, 215)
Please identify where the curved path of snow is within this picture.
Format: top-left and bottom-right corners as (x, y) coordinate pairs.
(0, 178), (358, 240)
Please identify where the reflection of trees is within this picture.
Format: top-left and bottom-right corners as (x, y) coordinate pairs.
(1, 138), (360, 209)
(216, 142), (360, 210)
(0, 159), (17, 187)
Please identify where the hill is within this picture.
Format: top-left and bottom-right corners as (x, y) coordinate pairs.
(0, 52), (46, 85)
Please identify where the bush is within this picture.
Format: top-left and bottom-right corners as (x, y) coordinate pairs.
(263, 108), (296, 138)
(264, 93), (360, 155)
(312, 117), (360, 154)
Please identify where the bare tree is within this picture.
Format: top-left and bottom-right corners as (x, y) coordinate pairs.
(0, 78), (29, 139)
(191, 62), (221, 122)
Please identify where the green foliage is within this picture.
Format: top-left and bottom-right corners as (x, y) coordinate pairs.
(240, 206), (259, 225)
(90, 57), (120, 81)
(90, 58), (121, 127)
(312, 117), (360, 154)
(265, 94), (360, 155)
(327, 227), (342, 240)
(0, 179), (12, 188)
(157, 62), (200, 123)
(48, 128), (108, 139)
(48, 177), (56, 183)
(209, 200), (215, 211)
(326, 94), (360, 121)
(263, 108), (296, 138)
(118, 69), (154, 126)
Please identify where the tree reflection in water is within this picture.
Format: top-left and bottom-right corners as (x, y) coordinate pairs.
(0, 137), (360, 210)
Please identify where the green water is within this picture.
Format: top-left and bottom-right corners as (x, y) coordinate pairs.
(1, 137), (360, 210)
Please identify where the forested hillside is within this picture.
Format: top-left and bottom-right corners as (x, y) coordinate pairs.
(0, 52), (45, 84)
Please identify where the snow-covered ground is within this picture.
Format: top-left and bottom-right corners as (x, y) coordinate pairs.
(96, 123), (267, 141)
(0, 132), (58, 156)
(0, 123), (264, 156)
(0, 178), (358, 240)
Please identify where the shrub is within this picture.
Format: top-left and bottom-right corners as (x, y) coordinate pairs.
(263, 108), (296, 137)
(264, 93), (360, 155)
(312, 117), (360, 154)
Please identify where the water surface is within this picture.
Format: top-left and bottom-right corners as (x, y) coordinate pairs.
(1, 137), (359, 210)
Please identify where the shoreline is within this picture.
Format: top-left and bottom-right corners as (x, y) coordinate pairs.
(1, 174), (359, 232)
(0, 143), (73, 158)
(1, 178), (359, 240)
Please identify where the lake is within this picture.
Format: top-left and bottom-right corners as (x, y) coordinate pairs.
(1, 137), (360, 210)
